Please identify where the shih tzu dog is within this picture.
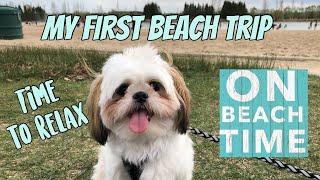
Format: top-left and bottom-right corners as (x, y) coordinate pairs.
(87, 45), (194, 180)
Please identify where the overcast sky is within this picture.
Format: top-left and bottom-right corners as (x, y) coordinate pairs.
(2, 0), (320, 13)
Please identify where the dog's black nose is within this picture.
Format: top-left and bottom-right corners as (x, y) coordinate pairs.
(133, 91), (148, 103)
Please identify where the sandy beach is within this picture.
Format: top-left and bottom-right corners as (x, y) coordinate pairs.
(1, 24), (320, 75)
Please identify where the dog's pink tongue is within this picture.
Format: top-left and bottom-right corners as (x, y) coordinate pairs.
(129, 112), (149, 133)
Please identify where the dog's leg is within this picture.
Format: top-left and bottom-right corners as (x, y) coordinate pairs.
(92, 159), (106, 180)
(92, 145), (131, 180)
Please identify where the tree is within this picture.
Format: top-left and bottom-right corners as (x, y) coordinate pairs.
(143, 2), (161, 19)
(20, 5), (46, 22)
(182, 3), (215, 18)
(250, 7), (258, 15)
(220, 1), (248, 19)
(272, 10), (284, 21)
(35, 6), (46, 20)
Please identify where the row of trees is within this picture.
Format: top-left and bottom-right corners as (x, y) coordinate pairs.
(143, 1), (319, 20)
(17, 5), (46, 22)
(11, 1), (320, 22)
(269, 6), (320, 21)
(143, 1), (247, 19)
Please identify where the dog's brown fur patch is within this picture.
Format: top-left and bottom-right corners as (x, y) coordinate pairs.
(87, 75), (110, 145)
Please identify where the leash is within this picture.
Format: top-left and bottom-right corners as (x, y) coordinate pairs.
(188, 127), (320, 180)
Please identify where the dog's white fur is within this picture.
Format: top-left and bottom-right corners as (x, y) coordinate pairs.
(88, 45), (194, 180)
(92, 133), (193, 180)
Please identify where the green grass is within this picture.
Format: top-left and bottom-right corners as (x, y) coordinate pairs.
(0, 47), (319, 179)
(0, 47), (275, 81)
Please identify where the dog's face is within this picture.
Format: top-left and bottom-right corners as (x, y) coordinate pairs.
(87, 45), (190, 145)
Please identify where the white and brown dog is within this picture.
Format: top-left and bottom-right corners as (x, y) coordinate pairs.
(87, 45), (194, 180)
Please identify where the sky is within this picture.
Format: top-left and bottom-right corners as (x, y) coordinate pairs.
(2, 0), (320, 13)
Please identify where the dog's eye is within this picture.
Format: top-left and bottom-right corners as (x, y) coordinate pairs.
(116, 83), (129, 96)
(150, 81), (162, 91)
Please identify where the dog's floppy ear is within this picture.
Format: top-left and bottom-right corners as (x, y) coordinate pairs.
(169, 66), (191, 134)
(87, 75), (110, 145)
